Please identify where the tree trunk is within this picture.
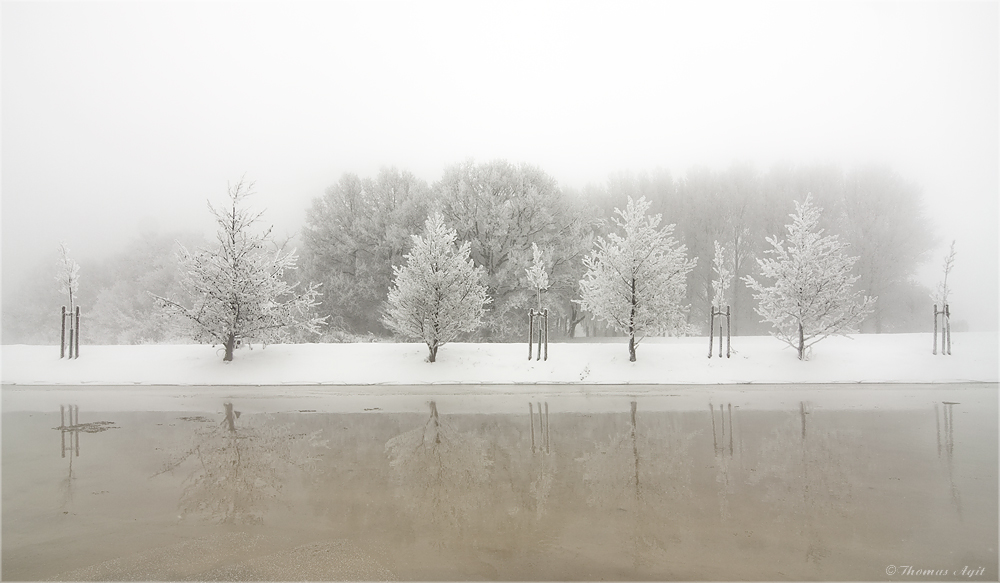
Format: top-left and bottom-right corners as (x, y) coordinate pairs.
(224, 333), (236, 362)
(629, 277), (637, 362)
(428, 342), (438, 363)
(797, 321), (805, 361)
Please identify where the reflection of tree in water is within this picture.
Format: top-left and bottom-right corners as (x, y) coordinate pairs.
(936, 401), (962, 519)
(745, 403), (872, 566)
(710, 403), (740, 521)
(155, 403), (326, 525)
(578, 401), (697, 568)
(384, 401), (556, 561)
(385, 401), (492, 548)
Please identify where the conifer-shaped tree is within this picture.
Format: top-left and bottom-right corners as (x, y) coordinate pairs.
(152, 179), (325, 361)
(383, 213), (490, 362)
(577, 196), (696, 362)
(743, 194), (875, 360)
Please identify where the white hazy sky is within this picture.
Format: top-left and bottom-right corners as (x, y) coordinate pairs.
(3, 1), (998, 329)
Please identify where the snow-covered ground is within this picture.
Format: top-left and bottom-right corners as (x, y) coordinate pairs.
(2, 332), (996, 386)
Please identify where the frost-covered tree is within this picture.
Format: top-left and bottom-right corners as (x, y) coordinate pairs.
(301, 168), (429, 336)
(383, 213), (490, 362)
(577, 196), (696, 362)
(56, 242), (80, 315)
(933, 240), (956, 307)
(525, 242), (549, 311)
(152, 179), (325, 361)
(436, 159), (586, 339)
(744, 194), (875, 360)
(711, 240), (733, 309)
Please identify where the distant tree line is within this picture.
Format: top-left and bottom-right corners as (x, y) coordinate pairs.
(303, 161), (934, 341)
(1, 160), (935, 346)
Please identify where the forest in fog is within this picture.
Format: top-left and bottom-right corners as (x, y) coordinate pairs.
(1, 160), (937, 346)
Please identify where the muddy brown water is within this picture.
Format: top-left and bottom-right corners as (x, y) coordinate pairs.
(2, 384), (997, 581)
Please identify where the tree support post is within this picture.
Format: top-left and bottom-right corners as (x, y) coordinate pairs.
(726, 306), (731, 358)
(60, 306), (67, 359)
(528, 309), (549, 361)
(75, 306), (81, 359)
(945, 304), (951, 356)
(543, 309), (548, 361)
(708, 305), (732, 359)
(527, 311), (534, 360)
(933, 304), (951, 356)
(933, 304), (939, 355)
(708, 307), (715, 358)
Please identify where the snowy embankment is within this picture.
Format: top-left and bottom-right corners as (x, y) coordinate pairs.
(1, 332), (996, 386)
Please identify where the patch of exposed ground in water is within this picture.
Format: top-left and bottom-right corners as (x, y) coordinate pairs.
(51, 421), (118, 433)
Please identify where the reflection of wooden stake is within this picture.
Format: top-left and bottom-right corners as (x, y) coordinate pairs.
(935, 403), (941, 457)
(728, 403), (733, 455)
(529, 402), (535, 453)
(537, 402), (543, 446)
(710, 403), (718, 453)
(545, 402), (550, 454)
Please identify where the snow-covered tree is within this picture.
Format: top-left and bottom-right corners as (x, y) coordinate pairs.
(383, 213), (490, 362)
(56, 242), (80, 314)
(743, 194), (875, 360)
(152, 179), (325, 362)
(711, 240), (733, 309)
(301, 168), (430, 336)
(933, 240), (956, 307)
(525, 242), (550, 311)
(577, 196), (696, 362)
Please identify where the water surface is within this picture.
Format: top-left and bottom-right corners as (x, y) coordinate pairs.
(3, 384), (996, 580)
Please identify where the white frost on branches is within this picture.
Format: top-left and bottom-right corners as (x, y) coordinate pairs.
(383, 213), (490, 362)
(743, 194), (875, 360)
(56, 242), (80, 313)
(152, 179), (325, 361)
(525, 242), (550, 311)
(711, 240), (733, 309)
(933, 240), (956, 307)
(577, 196), (696, 362)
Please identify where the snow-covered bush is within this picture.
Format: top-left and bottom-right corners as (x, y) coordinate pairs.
(577, 196), (696, 362)
(383, 213), (490, 362)
(743, 194), (875, 360)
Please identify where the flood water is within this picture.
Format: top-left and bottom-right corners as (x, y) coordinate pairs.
(2, 384), (997, 581)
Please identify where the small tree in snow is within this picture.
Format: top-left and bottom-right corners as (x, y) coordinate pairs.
(56, 242), (80, 315)
(525, 242), (550, 311)
(383, 213), (490, 363)
(711, 240), (733, 309)
(743, 194), (875, 360)
(933, 240), (957, 307)
(577, 196), (696, 362)
(152, 179), (325, 362)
